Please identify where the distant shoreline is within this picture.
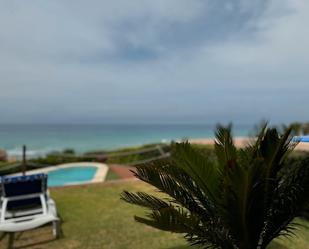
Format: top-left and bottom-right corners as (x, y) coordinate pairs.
(190, 137), (309, 151)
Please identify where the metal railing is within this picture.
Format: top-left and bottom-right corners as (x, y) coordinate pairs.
(0, 144), (171, 175)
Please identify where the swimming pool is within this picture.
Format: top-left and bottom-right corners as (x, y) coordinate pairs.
(9, 162), (109, 187)
(47, 166), (97, 187)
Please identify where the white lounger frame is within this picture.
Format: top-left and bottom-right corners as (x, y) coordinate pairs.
(0, 191), (60, 237)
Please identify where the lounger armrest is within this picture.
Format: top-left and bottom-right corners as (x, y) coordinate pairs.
(47, 198), (57, 217)
(0, 199), (8, 222)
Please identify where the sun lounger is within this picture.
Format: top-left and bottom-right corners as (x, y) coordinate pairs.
(0, 173), (60, 238)
(292, 136), (309, 142)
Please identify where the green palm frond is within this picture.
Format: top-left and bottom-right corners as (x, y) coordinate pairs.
(171, 142), (221, 202)
(136, 206), (235, 249)
(260, 128), (294, 177)
(261, 158), (309, 248)
(214, 124), (237, 171)
(132, 161), (216, 219)
(134, 205), (198, 234)
(121, 191), (169, 210)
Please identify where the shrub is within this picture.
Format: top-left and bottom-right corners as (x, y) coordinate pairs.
(122, 125), (309, 249)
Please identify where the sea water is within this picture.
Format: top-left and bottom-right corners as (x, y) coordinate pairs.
(0, 124), (252, 158)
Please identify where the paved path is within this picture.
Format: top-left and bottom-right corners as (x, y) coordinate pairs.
(109, 164), (136, 179)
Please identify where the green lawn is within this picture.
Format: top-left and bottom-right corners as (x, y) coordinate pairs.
(0, 181), (308, 249)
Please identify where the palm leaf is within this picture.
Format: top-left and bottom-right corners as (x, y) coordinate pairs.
(171, 142), (221, 202)
(134, 205), (198, 233)
(132, 161), (216, 219)
(261, 158), (309, 248)
(136, 206), (235, 249)
(121, 191), (169, 210)
(214, 124), (237, 171)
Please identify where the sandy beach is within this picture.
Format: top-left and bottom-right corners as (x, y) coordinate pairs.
(190, 137), (309, 152)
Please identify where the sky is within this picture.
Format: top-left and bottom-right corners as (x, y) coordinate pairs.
(0, 0), (308, 125)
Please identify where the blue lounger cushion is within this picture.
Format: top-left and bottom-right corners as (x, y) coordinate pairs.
(1, 173), (47, 211)
(292, 136), (309, 143)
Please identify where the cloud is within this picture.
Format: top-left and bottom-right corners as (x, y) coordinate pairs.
(0, 0), (308, 124)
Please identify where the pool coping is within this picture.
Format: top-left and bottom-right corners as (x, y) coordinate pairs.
(9, 162), (109, 186)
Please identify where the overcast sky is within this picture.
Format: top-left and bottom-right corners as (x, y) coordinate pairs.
(0, 0), (308, 124)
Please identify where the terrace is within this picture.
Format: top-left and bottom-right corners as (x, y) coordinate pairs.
(1, 139), (309, 249)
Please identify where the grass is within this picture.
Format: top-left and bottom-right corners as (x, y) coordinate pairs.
(0, 181), (308, 249)
(0, 181), (188, 249)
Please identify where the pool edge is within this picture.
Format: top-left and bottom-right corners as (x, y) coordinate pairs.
(8, 162), (109, 187)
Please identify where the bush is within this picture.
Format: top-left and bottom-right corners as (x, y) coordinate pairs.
(122, 125), (309, 249)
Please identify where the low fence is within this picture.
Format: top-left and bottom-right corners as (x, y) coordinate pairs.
(86, 145), (170, 165)
(0, 145), (171, 175)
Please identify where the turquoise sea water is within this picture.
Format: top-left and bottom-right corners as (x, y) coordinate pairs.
(0, 124), (252, 158)
(47, 166), (97, 187)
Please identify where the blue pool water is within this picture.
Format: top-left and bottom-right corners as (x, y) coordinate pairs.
(47, 166), (97, 187)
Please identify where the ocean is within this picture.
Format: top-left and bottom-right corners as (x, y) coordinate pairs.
(0, 124), (252, 158)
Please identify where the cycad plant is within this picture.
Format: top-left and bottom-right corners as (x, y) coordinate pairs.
(121, 125), (309, 249)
